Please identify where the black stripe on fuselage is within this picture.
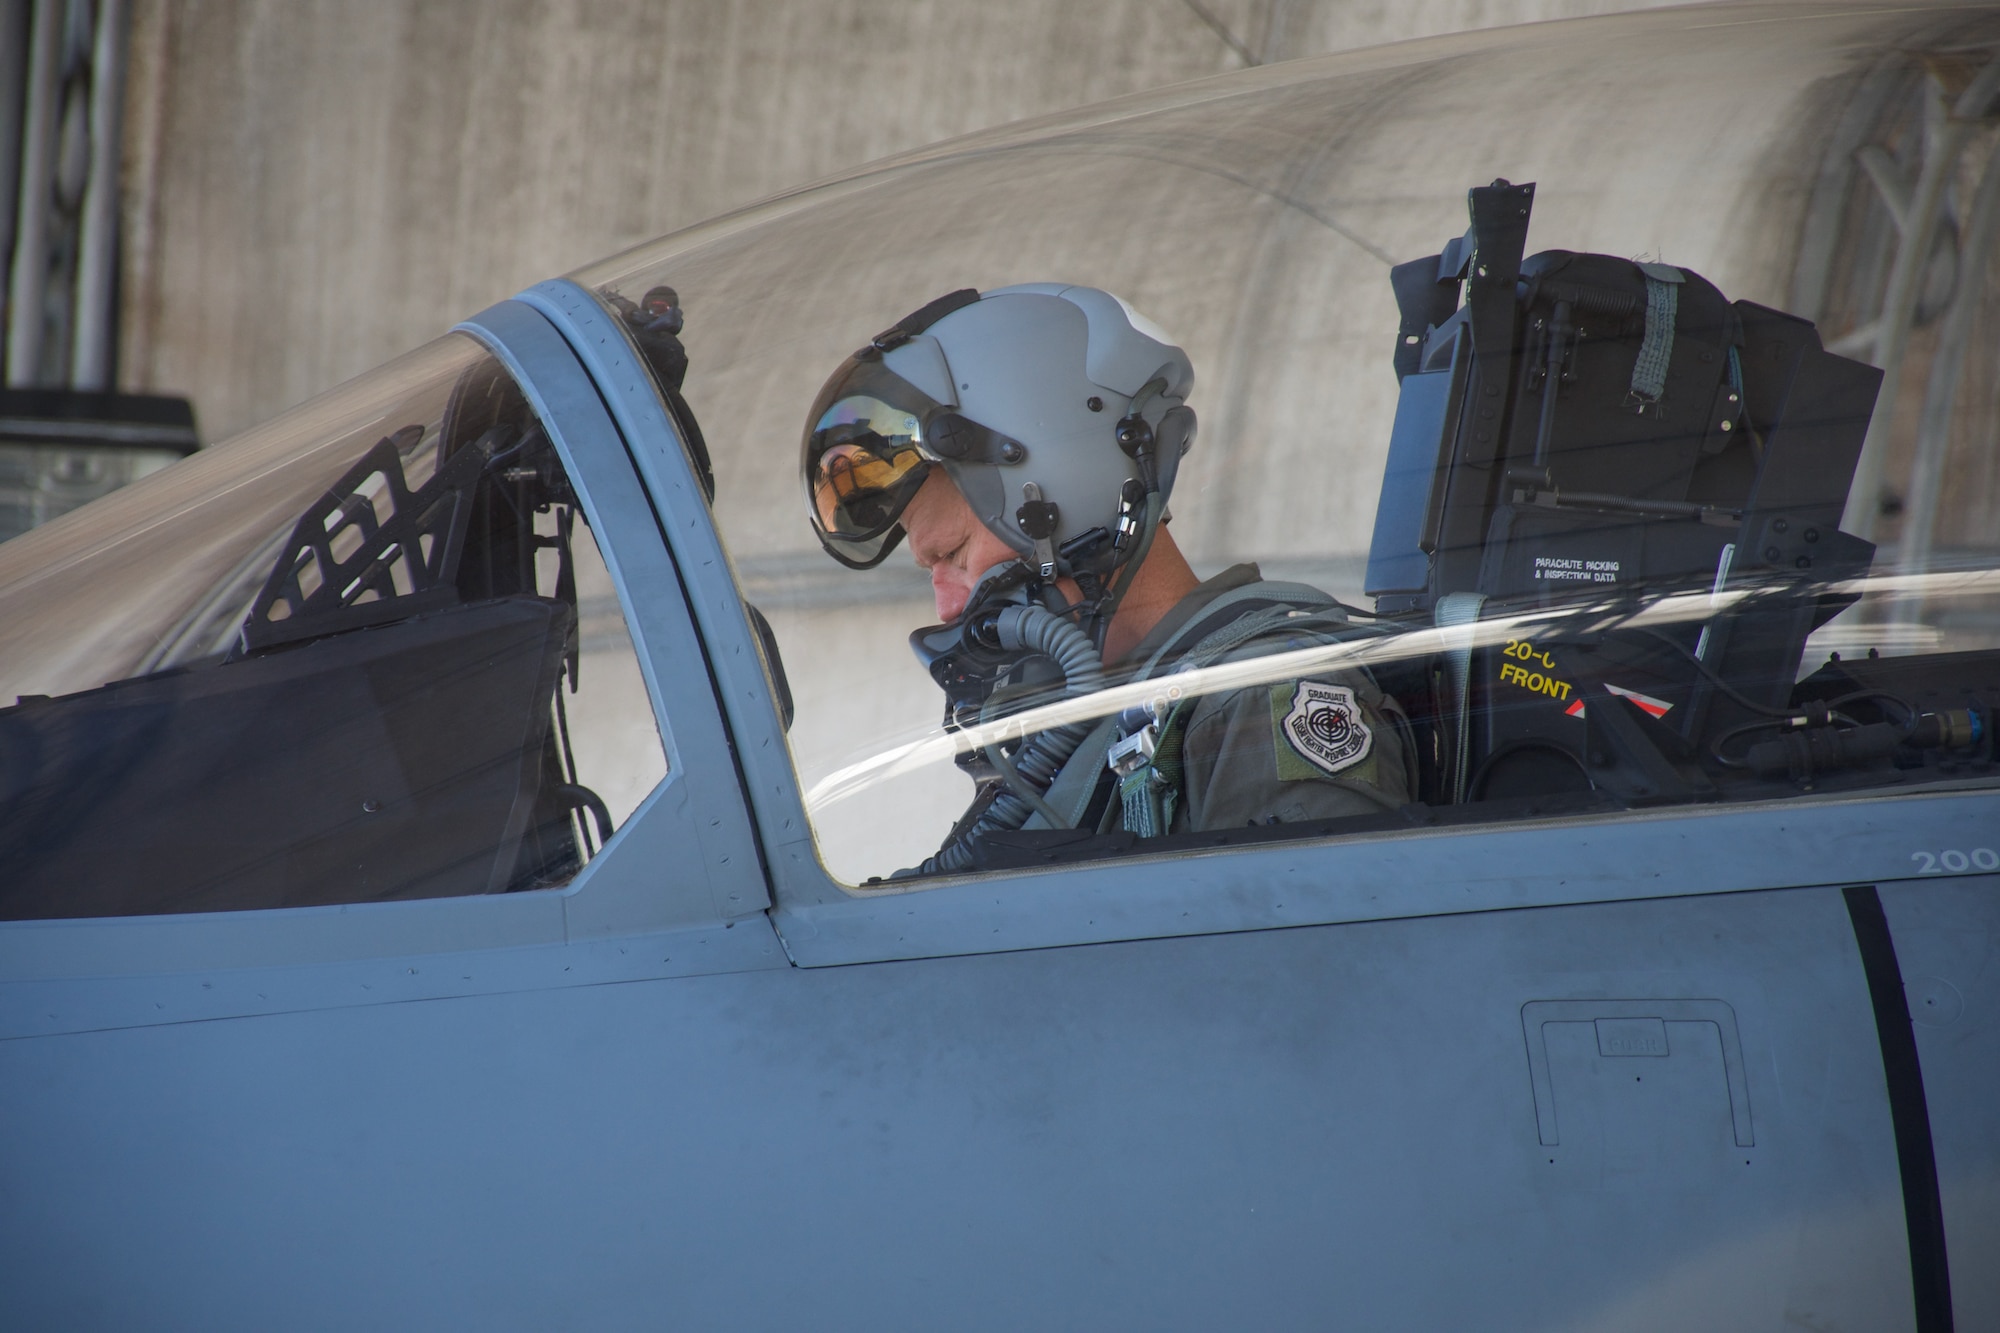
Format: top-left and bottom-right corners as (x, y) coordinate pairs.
(1843, 883), (1954, 1333)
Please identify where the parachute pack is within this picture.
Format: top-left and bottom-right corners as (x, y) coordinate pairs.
(1367, 179), (1893, 804)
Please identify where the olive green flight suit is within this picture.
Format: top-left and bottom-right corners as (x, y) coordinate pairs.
(1033, 563), (1415, 836)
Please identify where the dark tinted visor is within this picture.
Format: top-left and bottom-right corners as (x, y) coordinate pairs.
(802, 356), (942, 569)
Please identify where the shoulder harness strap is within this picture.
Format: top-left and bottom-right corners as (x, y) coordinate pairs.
(1116, 583), (1375, 836)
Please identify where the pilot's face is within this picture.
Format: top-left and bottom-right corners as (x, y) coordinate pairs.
(901, 469), (1017, 622)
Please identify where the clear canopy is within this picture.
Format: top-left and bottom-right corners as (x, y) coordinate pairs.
(1, 1), (1993, 900)
(577, 1), (2000, 883)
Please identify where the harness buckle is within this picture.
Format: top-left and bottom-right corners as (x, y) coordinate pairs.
(1106, 724), (1158, 777)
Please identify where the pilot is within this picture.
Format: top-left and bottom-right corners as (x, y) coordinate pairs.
(801, 284), (1413, 873)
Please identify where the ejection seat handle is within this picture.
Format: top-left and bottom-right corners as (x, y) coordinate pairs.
(1434, 593), (1487, 804)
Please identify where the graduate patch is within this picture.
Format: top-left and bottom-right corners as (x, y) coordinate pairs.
(1275, 681), (1372, 777)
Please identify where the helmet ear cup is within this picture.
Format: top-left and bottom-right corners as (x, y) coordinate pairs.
(1154, 404), (1196, 500)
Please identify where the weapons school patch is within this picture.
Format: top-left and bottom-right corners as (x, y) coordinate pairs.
(1274, 681), (1372, 778)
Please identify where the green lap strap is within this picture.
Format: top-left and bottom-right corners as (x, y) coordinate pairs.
(1631, 262), (1685, 404)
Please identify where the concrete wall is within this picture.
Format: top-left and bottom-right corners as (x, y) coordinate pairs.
(116, 0), (1684, 441)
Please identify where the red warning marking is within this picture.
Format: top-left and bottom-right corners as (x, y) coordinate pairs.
(1563, 683), (1673, 720)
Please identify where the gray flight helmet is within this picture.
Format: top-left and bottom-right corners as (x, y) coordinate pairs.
(803, 284), (1196, 576)
(921, 284), (1195, 576)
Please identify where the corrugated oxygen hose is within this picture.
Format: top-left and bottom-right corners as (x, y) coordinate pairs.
(919, 604), (1105, 875)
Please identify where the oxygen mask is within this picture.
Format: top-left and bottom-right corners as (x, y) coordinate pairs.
(908, 561), (1068, 734)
